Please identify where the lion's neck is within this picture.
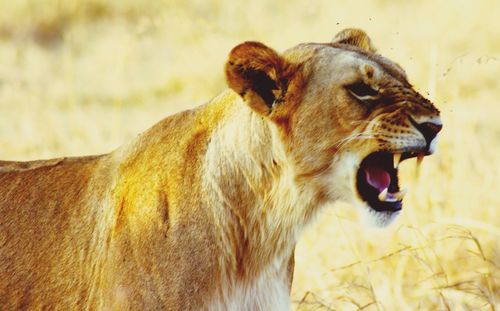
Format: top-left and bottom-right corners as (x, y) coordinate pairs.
(202, 99), (319, 280)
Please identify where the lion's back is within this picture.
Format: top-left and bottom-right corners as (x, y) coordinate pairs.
(0, 155), (112, 308)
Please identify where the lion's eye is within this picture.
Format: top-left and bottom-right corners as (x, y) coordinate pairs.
(346, 81), (379, 101)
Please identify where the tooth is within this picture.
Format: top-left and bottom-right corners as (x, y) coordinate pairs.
(378, 188), (407, 202)
(416, 153), (424, 167)
(392, 188), (408, 201)
(378, 188), (388, 201)
(393, 153), (401, 169)
(415, 153), (424, 178)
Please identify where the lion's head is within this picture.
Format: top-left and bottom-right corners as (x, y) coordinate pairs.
(225, 28), (441, 227)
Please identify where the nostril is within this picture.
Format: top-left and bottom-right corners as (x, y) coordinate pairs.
(416, 121), (442, 144)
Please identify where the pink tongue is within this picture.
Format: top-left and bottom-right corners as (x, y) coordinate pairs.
(365, 166), (391, 192)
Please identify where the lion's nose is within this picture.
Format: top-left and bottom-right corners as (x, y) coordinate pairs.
(415, 121), (442, 146)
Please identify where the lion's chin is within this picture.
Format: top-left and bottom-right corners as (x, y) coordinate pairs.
(357, 201), (402, 228)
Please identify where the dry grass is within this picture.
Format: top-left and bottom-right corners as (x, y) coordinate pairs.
(1, 0), (499, 309)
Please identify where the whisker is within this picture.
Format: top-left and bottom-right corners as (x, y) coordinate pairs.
(334, 132), (377, 151)
(333, 119), (380, 151)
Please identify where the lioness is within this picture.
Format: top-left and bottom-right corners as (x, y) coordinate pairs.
(0, 29), (441, 310)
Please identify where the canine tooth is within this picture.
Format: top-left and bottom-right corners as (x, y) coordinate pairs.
(416, 153), (424, 167)
(378, 188), (388, 201)
(392, 188), (408, 201)
(393, 153), (401, 168)
(415, 153), (424, 178)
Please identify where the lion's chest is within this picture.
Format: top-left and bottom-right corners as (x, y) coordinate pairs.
(208, 266), (290, 310)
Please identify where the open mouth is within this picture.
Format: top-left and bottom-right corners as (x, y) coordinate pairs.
(356, 150), (424, 213)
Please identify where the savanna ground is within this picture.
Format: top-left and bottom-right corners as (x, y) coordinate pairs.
(1, 0), (499, 310)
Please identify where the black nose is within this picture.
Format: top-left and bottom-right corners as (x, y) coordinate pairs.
(414, 121), (442, 145)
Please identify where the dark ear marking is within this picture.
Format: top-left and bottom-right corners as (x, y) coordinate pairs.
(239, 65), (278, 108)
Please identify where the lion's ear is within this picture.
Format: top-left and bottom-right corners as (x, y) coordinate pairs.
(332, 28), (377, 53)
(225, 41), (290, 115)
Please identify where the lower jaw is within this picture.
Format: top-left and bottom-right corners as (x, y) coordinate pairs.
(360, 203), (402, 227)
(367, 199), (402, 213)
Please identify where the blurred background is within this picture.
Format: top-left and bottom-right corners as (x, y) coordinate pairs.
(0, 0), (499, 309)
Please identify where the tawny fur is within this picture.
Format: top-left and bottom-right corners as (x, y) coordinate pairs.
(0, 29), (440, 310)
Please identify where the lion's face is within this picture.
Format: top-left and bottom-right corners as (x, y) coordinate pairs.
(226, 29), (441, 227)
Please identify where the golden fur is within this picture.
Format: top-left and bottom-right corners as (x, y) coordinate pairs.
(0, 29), (441, 309)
